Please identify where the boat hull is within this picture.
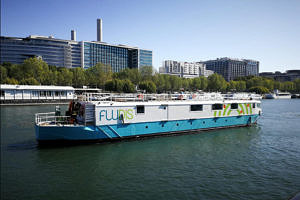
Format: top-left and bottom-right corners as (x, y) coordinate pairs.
(36, 114), (259, 143)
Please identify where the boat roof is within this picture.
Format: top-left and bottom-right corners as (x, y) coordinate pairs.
(91, 99), (261, 107)
(0, 84), (74, 91)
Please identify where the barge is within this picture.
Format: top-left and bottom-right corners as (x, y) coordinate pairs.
(35, 93), (262, 143)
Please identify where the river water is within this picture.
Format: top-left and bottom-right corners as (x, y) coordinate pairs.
(1, 100), (300, 200)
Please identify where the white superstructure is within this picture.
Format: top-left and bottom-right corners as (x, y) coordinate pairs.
(0, 84), (75, 101)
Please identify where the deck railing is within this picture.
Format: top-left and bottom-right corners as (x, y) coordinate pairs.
(35, 112), (71, 125)
(79, 92), (228, 102)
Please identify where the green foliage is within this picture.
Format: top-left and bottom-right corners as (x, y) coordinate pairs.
(2, 58), (299, 94)
(20, 77), (39, 85)
(104, 79), (135, 93)
(139, 81), (157, 93)
(85, 63), (112, 88)
(293, 79), (300, 92)
(114, 68), (141, 85)
(228, 80), (246, 92)
(123, 79), (136, 93)
(207, 73), (227, 92)
(248, 86), (269, 94)
(57, 68), (73, 86)
(139, 66), (154, 81)
(71, 67), (86, 87)
(4, 77), (19, 85)
(280, 81), (295, 92)
(0, 66), (8, 83)
(191, 76), (208, 91)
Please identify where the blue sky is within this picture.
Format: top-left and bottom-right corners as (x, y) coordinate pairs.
(2, 0), (300, 72)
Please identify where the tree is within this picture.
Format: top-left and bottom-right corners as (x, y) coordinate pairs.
(293, 79), (300, 93)
(139, 66), (154, 81)
(228, 80), (237, 91)
(22, 57), (49, 83)
(4, 78), (19, 85)
(0, 66), (8, 83)
(71, 67), (86, 88)
(169, 75), (181, 91)
(57, 68), (73, 86)
(236, 81), (246, 92)
(207, 73), (227, 92)
(43, 70), (58, 85)
(114, 68), (141, 85)
(85, 63), (112, 88)
(104, 79), (125, 92)
(123, 79), (135, 93)
(248, 86), (269, 94)
(139, 81), (157, 93)
(20, 77), (39, 85)
(192, 76), (208, 91)
(280, 81), (295, 92)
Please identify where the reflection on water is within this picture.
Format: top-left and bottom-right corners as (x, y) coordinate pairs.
(1, 100), (300, 200)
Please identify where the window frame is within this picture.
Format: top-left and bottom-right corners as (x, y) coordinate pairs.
(231, 103), (238, 109)
(212, 104), (223, 110)
(136, 105), (145, 114)
(190, 104), (203, 112)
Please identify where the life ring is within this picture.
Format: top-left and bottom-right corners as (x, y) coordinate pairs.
(138, 94), (144, 99)
(178, 95), (183, 100)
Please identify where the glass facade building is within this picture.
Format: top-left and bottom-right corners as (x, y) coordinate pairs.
(139, 49), (152, 67)
(0, 36), (82, 68)
(83, 42), (152, 71)
(1, 36), (153, 72)
(83, 42), (129, 71)
(205, 58), (259, 81)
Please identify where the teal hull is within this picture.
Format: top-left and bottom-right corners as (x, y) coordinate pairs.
(36, 115), (259, 142)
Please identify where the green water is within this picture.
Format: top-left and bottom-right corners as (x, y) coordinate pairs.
(1, 100), (300, 200)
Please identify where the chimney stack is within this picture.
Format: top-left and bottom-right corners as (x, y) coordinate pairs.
(97, 19), (102, 42)
(71, 30), (76, 41)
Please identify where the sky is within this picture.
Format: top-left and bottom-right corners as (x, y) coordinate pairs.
(1, 0), (300, 72)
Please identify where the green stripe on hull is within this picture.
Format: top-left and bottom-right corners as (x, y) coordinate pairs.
(223, 104), (230, 116)
(227, 109), (232, 116)
(239, 104), (245, 114)
(244, 103), (249, 114)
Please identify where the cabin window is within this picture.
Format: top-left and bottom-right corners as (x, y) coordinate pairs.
(40, 91), (46, 97)
(32, 91), (39, 97)
(55, 91), (60, 96)
(212, 104), (223, 110)
(0, 90), (4, 97)
(137, 105), (145, 114)
(191, 104), (203, 111)
(47, 91), (52, 96)
(231, 103), (238, 109)
(253, 103), (256, 108)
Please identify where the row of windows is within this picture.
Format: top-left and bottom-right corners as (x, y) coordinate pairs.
(136, 103), (259, 114)
(0, 90), (71, 97)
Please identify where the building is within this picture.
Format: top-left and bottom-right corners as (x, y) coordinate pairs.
(204, 58), (259, 81)
(0, 35), (82, 68)
(260, 70), (300, 81)
(82, 42), (152, 70)
(159, 60), (214, 78)
(0, 19), (152, 72)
